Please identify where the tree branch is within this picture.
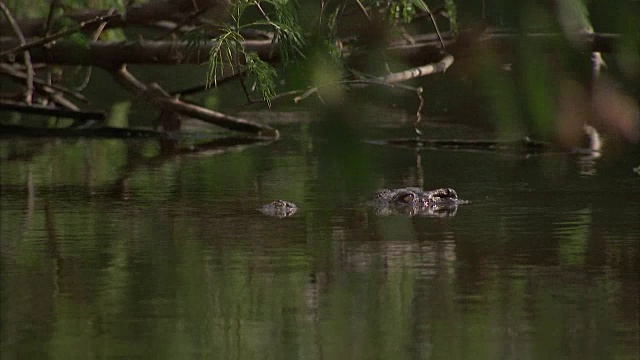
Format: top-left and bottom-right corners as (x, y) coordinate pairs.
(0, 39), (277, 67)
(292, 54), (454, 103)
(0, 1), (34, 104)
(0, 0), (228, 37)
(110, 65), (279, 137)
(0, 63), (88, 103)
(0, 32), (619, 68)
(378, 54), (454, 83)
(0, 13), (120, 58)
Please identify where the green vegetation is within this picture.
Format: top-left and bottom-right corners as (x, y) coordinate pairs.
(1, 0), (638, 143)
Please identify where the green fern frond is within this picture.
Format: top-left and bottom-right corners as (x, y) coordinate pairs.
(245, 52), (277, 106)
(445, 0), (458, 33)
(185, 27), (207, 53)
(207, 28), (245, 88)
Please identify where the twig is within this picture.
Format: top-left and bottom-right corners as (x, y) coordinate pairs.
(0, 13), (120, 58)
(73, 8), (117, 91)
(292, 77), (419, 103)
(293, 87), (319, 103)
(1, 65), (83, 110)
(293, 54), (454, 102)
(245, 88), (307, 106)
(171, 71), (246, 96)
(44, 0), (60, 37)
(379, 54), (454, 83)
(354, 0), (371, 21)
(254, 1), (271, 21)
(420, 2), (446, 50)
(0, 1), (34, 104)
(239, 77), (258, 104)
(0, 63), (88, 103)
(415, 87), (424, 135)
(153, 8), (207, 40)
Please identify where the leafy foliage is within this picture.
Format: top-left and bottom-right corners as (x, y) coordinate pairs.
(196, 0), (305, 105)
(444, 0), (458, 33)
(245, 52), (277, 105)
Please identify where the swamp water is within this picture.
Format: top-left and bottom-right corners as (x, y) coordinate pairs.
(1, 111), (639, 359)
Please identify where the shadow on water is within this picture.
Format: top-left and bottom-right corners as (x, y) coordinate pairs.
(1, 111), (639, 359)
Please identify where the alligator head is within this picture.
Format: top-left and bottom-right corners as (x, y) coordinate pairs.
(368, 187), (463, 217)
(260, 200), (298, 217)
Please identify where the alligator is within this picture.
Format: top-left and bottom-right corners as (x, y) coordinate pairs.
(367, 187), (465, 217)
(260, 200), (298, 218)
(260, 187), (466, 218)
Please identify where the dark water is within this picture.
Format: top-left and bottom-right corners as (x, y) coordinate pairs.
(1, 112), (639, 359)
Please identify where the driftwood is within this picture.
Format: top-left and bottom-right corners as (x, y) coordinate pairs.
(372, 125), (602, 156)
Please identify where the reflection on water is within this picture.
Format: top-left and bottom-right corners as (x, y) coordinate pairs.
(1, 117), (639, 359)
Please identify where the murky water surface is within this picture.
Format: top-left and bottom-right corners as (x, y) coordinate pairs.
(1, 112), (639, 359)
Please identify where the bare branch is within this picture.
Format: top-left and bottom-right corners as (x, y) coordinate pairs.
(0, 0), (228, 37)
(353, 0), (371, 22)
(0, 1), (34, 104)
(111, 65), (279, 137)
(378, 54), (454, 83)
(415, 87), (424, 135)
(293, 54), (454, 103)
(154, 8), (207, 40)
(170, 71), (246, 96)
(0, 63), (88, 103)
(0, 14), (120, 58)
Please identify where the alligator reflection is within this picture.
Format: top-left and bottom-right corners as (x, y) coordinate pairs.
(370, 202), (459, 217)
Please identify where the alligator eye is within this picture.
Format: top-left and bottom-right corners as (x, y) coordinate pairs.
(400, 193), (414, 203)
